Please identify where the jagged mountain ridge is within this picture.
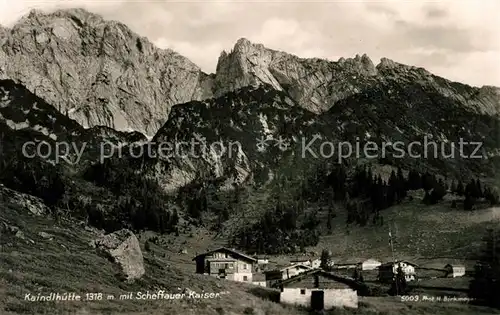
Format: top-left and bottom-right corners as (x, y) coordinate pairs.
(2, 8), (499, 138)
(215, 38), (378, 113)
(216, 38), (500, 116)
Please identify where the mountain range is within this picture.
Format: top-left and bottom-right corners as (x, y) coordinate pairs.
(1, 7), (500, 239)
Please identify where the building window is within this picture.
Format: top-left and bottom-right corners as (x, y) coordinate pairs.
(224, 263), (228, 269)
(243, 263), (247, 269)
(243, 276), (248, 281)
(300, 289), (306, 295)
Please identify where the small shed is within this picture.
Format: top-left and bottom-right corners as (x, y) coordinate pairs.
(444, 264), (465, 278)
(252, 273), (267, 287)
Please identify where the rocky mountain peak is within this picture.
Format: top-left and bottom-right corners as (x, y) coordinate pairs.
(377, 57), (399, 69)
(341, 53), (377, 76)
(233, 37), (251, 51)
(232, 37), (267, 53)
(214, 38), (381, 113)
(214, 38), (285, 96)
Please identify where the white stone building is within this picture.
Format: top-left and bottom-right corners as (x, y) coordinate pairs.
(278, 269), (359, 310)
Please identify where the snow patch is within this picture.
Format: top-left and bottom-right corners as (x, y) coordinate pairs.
(0, 113), (30, 130)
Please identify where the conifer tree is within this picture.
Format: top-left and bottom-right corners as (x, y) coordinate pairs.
(407, 169), (421, 190)
(387, 170), (397, 206)
(326, 208), (333, 234)
(457, 181), (465, 196)
(320, 249), (332, 271)
(451, 180), (457, 193)
(396, 167), (407, 200)
(476, 179), (483, 198)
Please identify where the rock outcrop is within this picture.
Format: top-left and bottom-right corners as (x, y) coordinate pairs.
(93, 229), (145, 282)
(0, 8), (213, 136)
(0, 184), (50, 216)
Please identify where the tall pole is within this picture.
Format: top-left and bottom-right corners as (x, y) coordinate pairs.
(389, 227), (396, 263)
(389, 225), (398, 295)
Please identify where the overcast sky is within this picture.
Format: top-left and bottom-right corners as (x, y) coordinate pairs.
(1, 0), (499, 87)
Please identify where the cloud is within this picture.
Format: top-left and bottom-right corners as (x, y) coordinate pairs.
(0, 0), (499, 86)
(0, 0), (125, 26)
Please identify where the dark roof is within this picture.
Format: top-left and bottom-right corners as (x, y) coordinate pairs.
(278, 269), (362, 289)
(192, 247), (257, 262)
(253, 273), (266, 281)
(280, 264), (312, 271)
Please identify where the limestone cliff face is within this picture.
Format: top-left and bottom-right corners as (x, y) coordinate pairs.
(214, 38), (378, 113)
(0, 8), (213, 136)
